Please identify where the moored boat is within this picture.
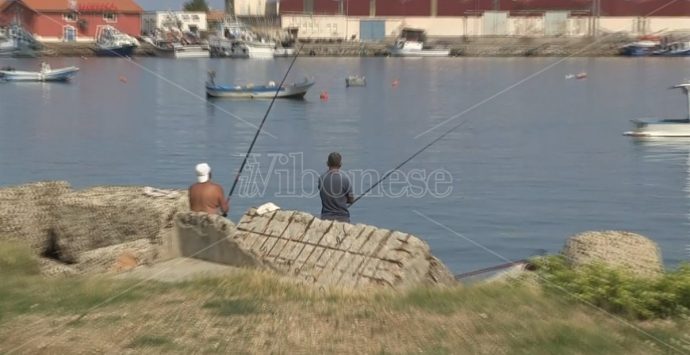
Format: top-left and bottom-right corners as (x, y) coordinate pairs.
(619, 39), (660, 56)
(206, 72), (313, 99)
(93, 25), (139, 57)
(152, 41), (210, 58)
(652, 41), (690, 56)
(388, 28), (450, 57)
(345, 75), (366, 87)
(0, 62), (79, 82)
(624, 83), (690, 137)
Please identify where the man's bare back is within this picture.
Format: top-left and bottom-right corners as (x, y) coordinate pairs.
(189, 182), (229, 216)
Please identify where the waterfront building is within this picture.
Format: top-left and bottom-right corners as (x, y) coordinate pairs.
(278, 0), (690, 39)
(0, 0), (142, 42)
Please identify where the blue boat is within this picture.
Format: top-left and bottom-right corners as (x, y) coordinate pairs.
(206, 72), (314, 99)
(619, 40), (660, 56)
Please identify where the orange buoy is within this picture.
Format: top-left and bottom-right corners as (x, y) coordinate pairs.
(320, 90), (329, 101)
(119, 76), (128, 83)
(392, 79), (400, 87)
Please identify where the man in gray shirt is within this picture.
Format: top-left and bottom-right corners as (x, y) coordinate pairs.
(318, 152), (354, 222)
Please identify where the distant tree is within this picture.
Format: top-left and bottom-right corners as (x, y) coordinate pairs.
(183, 0), (209, 12)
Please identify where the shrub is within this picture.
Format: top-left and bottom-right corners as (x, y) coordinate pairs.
(533, 255), (690, 320)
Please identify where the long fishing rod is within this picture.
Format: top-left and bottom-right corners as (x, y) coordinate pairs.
(350, 119), (471, 206)
(227, 45), (303, 198)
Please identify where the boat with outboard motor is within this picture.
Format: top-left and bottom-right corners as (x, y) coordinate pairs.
(624, 83), (690, 137)
(0, 62), (79, 82)
(206, 71), (314, 99)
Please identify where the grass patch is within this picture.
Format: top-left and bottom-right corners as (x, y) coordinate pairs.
(203, 299), (261, 316)
(127, 334), (174, 348)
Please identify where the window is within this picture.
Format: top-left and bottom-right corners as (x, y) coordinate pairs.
(103, 13), (117, 22)
(191, 15), (199, 21)
(181, 15), (190, 20)
(63, 12), (78, 22)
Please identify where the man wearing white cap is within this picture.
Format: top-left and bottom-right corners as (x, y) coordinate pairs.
(189, 163), (229, 217)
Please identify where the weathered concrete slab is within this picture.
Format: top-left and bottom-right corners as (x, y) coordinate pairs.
(52, 186), (188, 263)
(0, 181), (71, 254)
(174, 206), (456, 289)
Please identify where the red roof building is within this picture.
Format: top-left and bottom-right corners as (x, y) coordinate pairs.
(0, 0), (143, 42)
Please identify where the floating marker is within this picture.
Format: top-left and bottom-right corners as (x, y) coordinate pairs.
(392, 79), (400, 87)
(320, 90), (329, 100)
(119, 76), (128, 83)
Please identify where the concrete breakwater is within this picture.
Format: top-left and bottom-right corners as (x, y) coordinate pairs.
(0, 181), (665, 287)
(0, 181), (454, 289)
(31, 36), (627, 57)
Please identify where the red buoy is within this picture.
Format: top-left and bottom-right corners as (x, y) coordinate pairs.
(320, 90), (329, 101)
(119, 76), (128, 83)
(392, 79), (400, 87)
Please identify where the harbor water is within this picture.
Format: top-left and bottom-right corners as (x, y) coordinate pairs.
(1, 56), (689, 274)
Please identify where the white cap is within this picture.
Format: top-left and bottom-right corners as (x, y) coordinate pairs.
(195, 163), (211, 183)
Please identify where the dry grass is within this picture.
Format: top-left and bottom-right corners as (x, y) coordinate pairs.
(1, 242), (690, 354)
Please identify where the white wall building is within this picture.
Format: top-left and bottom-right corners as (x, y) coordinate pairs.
(141, 11), (208, 35)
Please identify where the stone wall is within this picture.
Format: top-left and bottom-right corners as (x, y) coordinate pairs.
(174, 207), (456, 289)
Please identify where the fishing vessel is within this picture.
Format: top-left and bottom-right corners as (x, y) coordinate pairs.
(93, 25), (139, 57)
(389, 28), (450, 57)
(208, 20), (276, 59)
(152, 41), (210, 58)
(652, 41), (690, 56)
(0, 62), (79, 82)
(624, 83), (690, 137)
(206, 72), (313, 99)
(0, 24), (40, 57)
(619, 39), (660, 56)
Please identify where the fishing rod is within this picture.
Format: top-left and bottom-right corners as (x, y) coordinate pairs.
(227, 45), (303, 198)
(350, 119), (471, 206)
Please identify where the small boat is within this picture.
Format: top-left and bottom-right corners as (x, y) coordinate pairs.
(388, 28), (450, 57)
(624, 83), (690, 137)
(93, 25), (139, 57)
(206, 72), (314, 99)
(652, 41), (690, 56)
(0, 62), (79, 82)
(152, 41), (210, 58)
(619, 38), (661, 56)
(345, 75), (366, 87)
(274, 46), (295, 57)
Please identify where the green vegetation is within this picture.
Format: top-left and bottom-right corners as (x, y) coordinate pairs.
(183, 0), (209, 12)
(1, 242), (690, 354)
(534, 255), (690, 320)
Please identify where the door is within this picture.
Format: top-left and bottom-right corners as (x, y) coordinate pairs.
(544, 11), (569, 36)
(482, 11), (508, 36)
(359, 20), (384, 41)
(63, 26), (76, 42)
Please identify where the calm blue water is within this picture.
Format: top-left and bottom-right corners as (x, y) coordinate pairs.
(1, 56), (689, 273)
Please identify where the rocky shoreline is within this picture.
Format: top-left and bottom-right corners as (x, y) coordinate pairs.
(27, 36), (630, 58)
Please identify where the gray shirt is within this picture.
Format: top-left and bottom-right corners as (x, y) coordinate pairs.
(318, 169), (352, 221)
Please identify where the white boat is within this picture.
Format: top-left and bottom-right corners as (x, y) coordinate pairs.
(0, 62), (79, 82)
(206, 72), (314, 99)
(624, 83), (690, 137)
(274, 46), (295, 57)
(0, 24), (40, 57)
(208, 19), (276, 59)
(388, 28), (450, 57)
(152, 41), (209, 58)
(93, 25), (139, 57)
(345, 75), (366, 87)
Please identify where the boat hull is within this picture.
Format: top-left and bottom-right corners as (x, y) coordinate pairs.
(93, 44), (136, 57)
(0, 66), (79, 82)
(206, 81), (314, 99)
(154, 45), (210, 58)
(389, 49), (450, 57)
(624, 119), (690, 137)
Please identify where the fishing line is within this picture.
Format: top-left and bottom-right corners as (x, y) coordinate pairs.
(227, 45), (303, 198)
(350, 118), (471, 206)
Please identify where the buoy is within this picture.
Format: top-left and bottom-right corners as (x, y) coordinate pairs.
(119, 76), (128, 83)
(576, 72), (587, 79)
(320, 90), (329, 101)
(80, 56), (87, 60)
(392, 79), (400, 87)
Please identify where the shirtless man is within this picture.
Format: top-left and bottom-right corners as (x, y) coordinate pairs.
(188, 163), (229, 217)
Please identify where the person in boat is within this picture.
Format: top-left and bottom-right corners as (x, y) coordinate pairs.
(189, 163), (229, 217)
(318, 152), (354, 223)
